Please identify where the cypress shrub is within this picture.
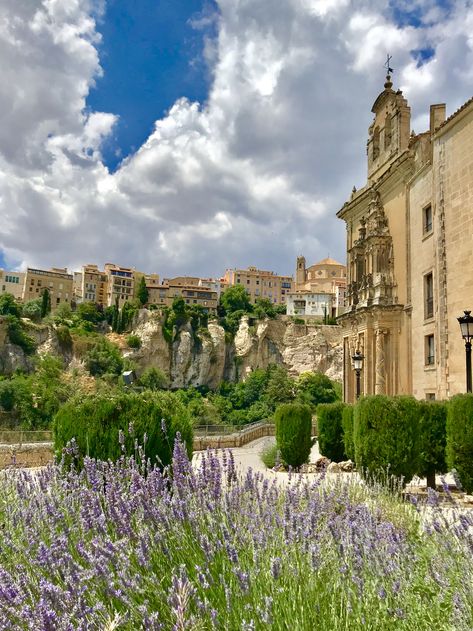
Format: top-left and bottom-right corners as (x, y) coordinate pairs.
(316, 402), (346, 462)
(274, 403), (312, 468)
(53, 391), (193, 467)
(354, 395), (419, 485)
(446, 394), (473, 493)
(417, 400), (447, 489)
(342, 405), (355, 461)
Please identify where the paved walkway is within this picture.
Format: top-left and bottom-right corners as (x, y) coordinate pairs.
(193, 436), (326, 486)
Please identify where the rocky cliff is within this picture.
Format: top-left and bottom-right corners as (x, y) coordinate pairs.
(126, 311), (343, 388)
(0, 311), (343, 387)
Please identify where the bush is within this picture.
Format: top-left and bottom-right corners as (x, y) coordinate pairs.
(0, 293), (22, 318)
(126, 334), (141, 349)
(22, 299), (42, 323)
(417, 401), (447, 489)
(84, 337), (123, 377)
(274, 403), (312, 469)
(260, 442), (281, 469)
(317, 402), (346, 462)
(446, 394), (473, 493)
(342, 405), (355, 461)
(56, 325), (73, 351)
(53, 391), (193, 467)
(5, 316), (36, 355)
(76, 302), (102, 325)
(138, 367), (169, 391)
(354, 395), (419, 485)
(296, 372), (339, 410)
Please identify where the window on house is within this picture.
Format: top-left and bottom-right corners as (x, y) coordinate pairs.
(424, 273), (434, 319)
(425, 334), (435, 366)
(423, 204), (432, 234)
(426, 393), (436, 400)
(247, 280), (250, 284)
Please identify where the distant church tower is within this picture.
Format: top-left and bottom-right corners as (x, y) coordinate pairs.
(367, 72), (410, 183)
(296, 256), (306, 287)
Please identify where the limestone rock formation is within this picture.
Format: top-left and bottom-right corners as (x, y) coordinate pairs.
(232, 316), (343, 382)
(0, 309), (343, 387)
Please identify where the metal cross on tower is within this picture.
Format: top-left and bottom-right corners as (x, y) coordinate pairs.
(384, 54), (394, 75)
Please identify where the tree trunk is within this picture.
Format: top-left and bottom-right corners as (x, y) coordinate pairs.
(426, 471), (436, 490)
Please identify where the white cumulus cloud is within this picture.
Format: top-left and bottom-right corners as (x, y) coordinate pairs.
(0, 0), (472, 279)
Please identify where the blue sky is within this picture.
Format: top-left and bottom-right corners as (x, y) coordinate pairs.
(87, 0), (218, 171)
(1, 0), (472, 277)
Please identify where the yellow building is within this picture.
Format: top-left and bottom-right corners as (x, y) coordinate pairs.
(224, 267), (293, 305)
(79, 264), (108, 306)
(149, 278), (218, 312)
(23, 267), (73, 309)
(337, 72), (473, 402)
(0, 270), (25, 301)
(103, 263), (136, 308)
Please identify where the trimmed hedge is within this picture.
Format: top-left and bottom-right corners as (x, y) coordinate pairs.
(417, 401), (447, 488)
(53, 391), (193, 467)
(317, 402), (346, 462)
(342, 405), (355, 461)
(354, 395), (419, 484)
(446, 394), (473, 493)
(275, 403), (312, 468)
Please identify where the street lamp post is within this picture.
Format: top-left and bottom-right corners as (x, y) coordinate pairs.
(457, 310), (473, 393)
(352, 350), (364, 400)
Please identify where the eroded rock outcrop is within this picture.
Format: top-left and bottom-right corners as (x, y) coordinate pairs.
(0, 310), (343, 387)
(126, 312), (342, 388)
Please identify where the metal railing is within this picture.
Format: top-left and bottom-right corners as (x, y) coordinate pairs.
(194, 420), (269, 438)
(0, 430), (53, 446)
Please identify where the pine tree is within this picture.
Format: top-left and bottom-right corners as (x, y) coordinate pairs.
(137, 276), (149, 306)
(41, 289), (51, 318)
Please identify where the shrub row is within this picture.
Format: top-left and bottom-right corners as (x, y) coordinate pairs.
(54, 391), (193, 468)
(316, 394), (473, 491)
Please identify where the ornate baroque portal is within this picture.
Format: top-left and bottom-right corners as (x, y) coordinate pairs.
(340, 189), (403, 402)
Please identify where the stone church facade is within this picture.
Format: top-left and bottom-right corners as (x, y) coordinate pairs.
(337, 73), (473, 403)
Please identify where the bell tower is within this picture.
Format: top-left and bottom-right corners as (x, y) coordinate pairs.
(296, 255), (306, 287)
(367, 71), (410, 182)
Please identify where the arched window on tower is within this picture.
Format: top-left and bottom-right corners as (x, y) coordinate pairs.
(372, 127), (380, 160)
(384, 115), (392, 149)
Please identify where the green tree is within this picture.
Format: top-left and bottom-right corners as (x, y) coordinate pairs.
(22, 299), (42, 322)
(354, 395), (419, 485)
(253, 298), (276, 319)
(52, 302), (73, 324)
(220, 285), (252, 315)
(275, 403), (313, 469)
(296, 372), (339, 409)
(137, 276), (149, 306)
(264, 366), (296, 410)
(41, 289), (51, 318)
(118, 300), (140, 333)
(138, 367), (169, 391)
(76, 301), (102, 325)
(54, 391), (193, 467)
(0, 293), (22, 318)
(446, 394), (473, 493)
(417, 401), (447, 489)
(84, 337), (124, 377)
(342, 405), (355, 461)
(5, 316), (36, 354)
(317, 402), (346, 462)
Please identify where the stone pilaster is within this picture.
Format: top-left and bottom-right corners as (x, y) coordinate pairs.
(375, 329), (386, 394)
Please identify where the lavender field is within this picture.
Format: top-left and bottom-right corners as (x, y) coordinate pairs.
(0, 439), (472, 630)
